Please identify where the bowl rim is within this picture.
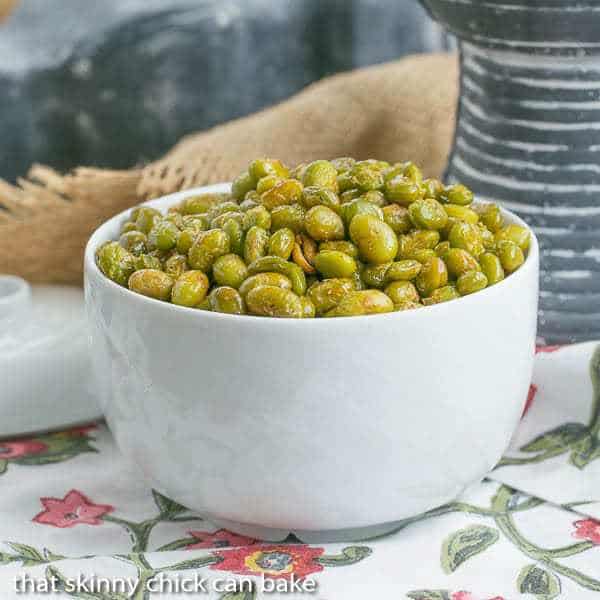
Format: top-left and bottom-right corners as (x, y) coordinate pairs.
(84, 183), (540, 326)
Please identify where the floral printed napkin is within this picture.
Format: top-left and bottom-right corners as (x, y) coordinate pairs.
(0, 344), (599, 599)
(492, 343), (600, 520)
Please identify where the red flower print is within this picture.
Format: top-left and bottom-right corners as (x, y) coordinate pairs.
(522, 384), (538, 417)
(573, 518), (600, 544)
(211, 544), (324, 580)
(33, 490), (114, 528)
(0, 440), (47, 459)
(187, 529), (258, 550)
(535, 345), (562, 354)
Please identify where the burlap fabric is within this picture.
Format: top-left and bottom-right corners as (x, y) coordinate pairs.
(0, 53), (458, 284)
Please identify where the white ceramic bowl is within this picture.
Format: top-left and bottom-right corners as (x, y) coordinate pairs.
(84, 184), (539, 542)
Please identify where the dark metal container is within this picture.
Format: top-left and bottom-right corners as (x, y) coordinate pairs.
(421, 0), (600, 343)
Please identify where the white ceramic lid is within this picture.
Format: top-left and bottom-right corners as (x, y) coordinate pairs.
(0, 276), (102, 437)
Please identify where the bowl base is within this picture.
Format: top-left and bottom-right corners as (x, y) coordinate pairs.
(210, 517), (406, 543)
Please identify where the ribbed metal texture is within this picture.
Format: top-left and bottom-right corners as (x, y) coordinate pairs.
(421, 0), (600, 55)
(444, 41), (600, 343)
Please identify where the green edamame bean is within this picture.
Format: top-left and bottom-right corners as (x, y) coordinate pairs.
(133, 254), (163, 272)
(239, 198), (259, 212)
(207, 201), (240, 222)
(119, 231), (147, 255)
(302, 160), (339, 192)
(164, 253), (189, 278)
(480, 252), (505, 285)
(382, 162), (408, 182)
(319, 240), (359, 258)
(448, 222), (485, 257)
(394, 301), (421, 312)
(497, 240), (525, 273)
(443, 183), (474, 206)
(246, 285), (303, 318)
(342, 199), (384, 226)
(457, 270), (488, 296)
(435, 241), (451, 258)
(128, 269), (174, 301)
(396, 230), (440, 259)
(188, 229), (231, 271)
(401, 161), (423, 184)
(361, 190), (386, 207)
(361, 262), (392, 288)
(476, 203), (504, 233)
(181, 193), (228, 214)
(101, 156), (530, 315)
(495, 224), (531, 251)
(244, 190), (262, 204)
(171, 271), (209, 307)
(243, 226), (270, 264)
(239, 273), (292, 298)
(313, 250), (358, 279)
(325, 290), (394, 317)
(209, 286), (246, 314)
(422, 285), (460, 306)
(242, 206), (271, 231)
(268, 228), (296, 259)
(340, 188), (363, 204)
(421, 178), (445, 201)
(96, 242), (136, 286)
(384, 176), (423, 206)
(408, 198), (449, 231)
(384, 281), (419, 305)
(120, 221), (137, 234)
(177, 229), (200, 255)
(249, 158), (289, 182)
(135, 207), (162, 234)
(270, 204), (305, 232)
(337, 172), (356, 193)
(444, 204), (479, 225)
(382, 204), (412, 234)
(256, 175), (283, 194)
(247, 256), (307, 296)
(444, 248), (480, 278)
(478, 224), (496, 250)
(223, 219), (245, 256)
(211, 211), (244, 230)
(183, 214), (211, 231)
(302, 187), (341, 212)
(148, 220), (180, 251)
(415, 257), (448, 297)
(412, 249), (437, 264)
(213, 254), (249, 289)
(385, 260), (422, 282)
(349, 214), (398, 264)
(305, 206), (345, 241)
(307, 278), (355, 315)
(260, 179), (304, 210)
(351, 162), (384, 192)
(300, 296), (316, 318)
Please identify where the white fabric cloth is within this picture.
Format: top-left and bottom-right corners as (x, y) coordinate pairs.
(0, 344), (599, 599)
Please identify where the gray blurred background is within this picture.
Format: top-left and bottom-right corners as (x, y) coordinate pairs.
(0, 0), (450, 181)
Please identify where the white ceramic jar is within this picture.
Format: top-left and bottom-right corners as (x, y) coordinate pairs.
(85, 184), (539, 542)
(0, 276), (101, 437)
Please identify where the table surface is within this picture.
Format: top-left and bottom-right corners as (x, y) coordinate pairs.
(0, 343), (599, 599)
